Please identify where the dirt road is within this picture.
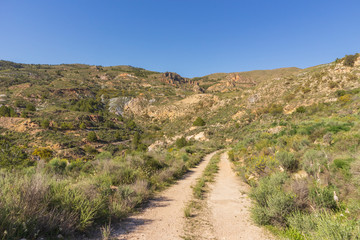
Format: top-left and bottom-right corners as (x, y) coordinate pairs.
(114, 151), (273, 240)
(207, 152), (273, 240)
(115, 151), (219, 240)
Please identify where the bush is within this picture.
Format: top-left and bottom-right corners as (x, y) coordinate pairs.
(41, 119), (50, 129)
(302, 150), (327, 177)
(49, 158), (68, 174)
(269, 104), (283, 115)
(343, 54), (358, 67)
(32, 147), (53, 160)
(25, 103), (36, 111)
(0, 139), (29, 168)
(309, 186), (338, 210)
(296, 106), (306, 113)
(0, 105), (17, 117)
(71, 98), (102, 113)
(87, 131), (98, 142)
(335, 90), (346, 97)
(250, 173), (294, 226)
(266, 191), (295, 226)
(276, 151), (298, 172)
(60, 122), (75, 130)
(193, 117), (206, 126)
(338, 94), (352, 103)
(175, 137), (188, 149)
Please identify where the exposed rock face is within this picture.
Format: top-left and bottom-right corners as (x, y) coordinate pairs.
(161, 72), (204, 92)
(108, 97), (133, 115)
(193, 82), (205, 93)
(122, 94), (220, 121)
(161, 72), (190, 85)
(207, 73), (256, 92)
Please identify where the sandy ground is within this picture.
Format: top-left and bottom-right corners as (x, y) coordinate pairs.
(207, 152), (273, 240)
(114, 151), (219, 240)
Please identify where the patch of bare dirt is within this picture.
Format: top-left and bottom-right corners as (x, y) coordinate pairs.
(0, 117), (40, 133)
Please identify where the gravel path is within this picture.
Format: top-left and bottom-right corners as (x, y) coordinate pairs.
(115, 151), (219, 240)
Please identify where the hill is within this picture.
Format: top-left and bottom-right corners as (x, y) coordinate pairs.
(0, 53), (360, 239)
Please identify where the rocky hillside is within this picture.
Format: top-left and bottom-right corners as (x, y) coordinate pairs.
(1, 53), (360, 239)
(0, 55), (359, 157)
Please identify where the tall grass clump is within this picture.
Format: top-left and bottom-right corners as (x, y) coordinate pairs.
(193, 152), (221, 199)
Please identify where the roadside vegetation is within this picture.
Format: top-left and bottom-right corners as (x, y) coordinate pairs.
(230, 86), (360, 239)
(0, 141), (213, 239)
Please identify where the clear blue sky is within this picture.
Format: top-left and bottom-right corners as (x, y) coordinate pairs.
(1, 0), (359, 77)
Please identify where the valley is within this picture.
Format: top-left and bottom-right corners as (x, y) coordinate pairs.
(0, 53), (360, 239)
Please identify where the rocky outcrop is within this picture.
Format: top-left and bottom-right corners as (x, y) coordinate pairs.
(121, 94), (220, 121)
(161, 72), (190, 85)
(207, 73), (256, 92)
(161, 72), (204, 92)
(108, 97), (133, 116)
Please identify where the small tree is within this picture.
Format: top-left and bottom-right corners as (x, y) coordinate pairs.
(175, 137), (188, 148)
(87, 131), (98, 142)
(193, 117), (206, 126)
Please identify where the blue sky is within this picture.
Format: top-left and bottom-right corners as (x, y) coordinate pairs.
(1, 0), (359, 77)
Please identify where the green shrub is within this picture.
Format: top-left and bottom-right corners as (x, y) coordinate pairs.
(269, 104), (283, 115)
(309, 186), (338, 210)
(296, 106), (306, 113)
(335, 89), (346, 97)
(32, 147), (53, 160)
(87, 131), (98, 142)
(331, 158), (355, 179)
(302, 150), (327, 177)
(25, 103), (36, 111)
(0, 139), (29, 168)
(276, 151), (298, 172)
(193, 117), (206, 126)
(0, 105), (17, 117)
(49, 158), (68, 174)
(250, 173), (294, 226)
(266, 191), (295, 226)
(20, 111), (28, 118)
(175, 137), (188, 149)
(83, 145), (98, 155)
(338, 94), (352, 103)
(60, 122), (75, 130)
(250, 172), (288, 207)
(41, 119), (50, 129)
(71, 98), (103, 113)
(14, 99), (27, 108)
(343, 54), (358, 67)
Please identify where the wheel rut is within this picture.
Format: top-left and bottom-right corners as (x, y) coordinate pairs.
(114, 151), (219, 240)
